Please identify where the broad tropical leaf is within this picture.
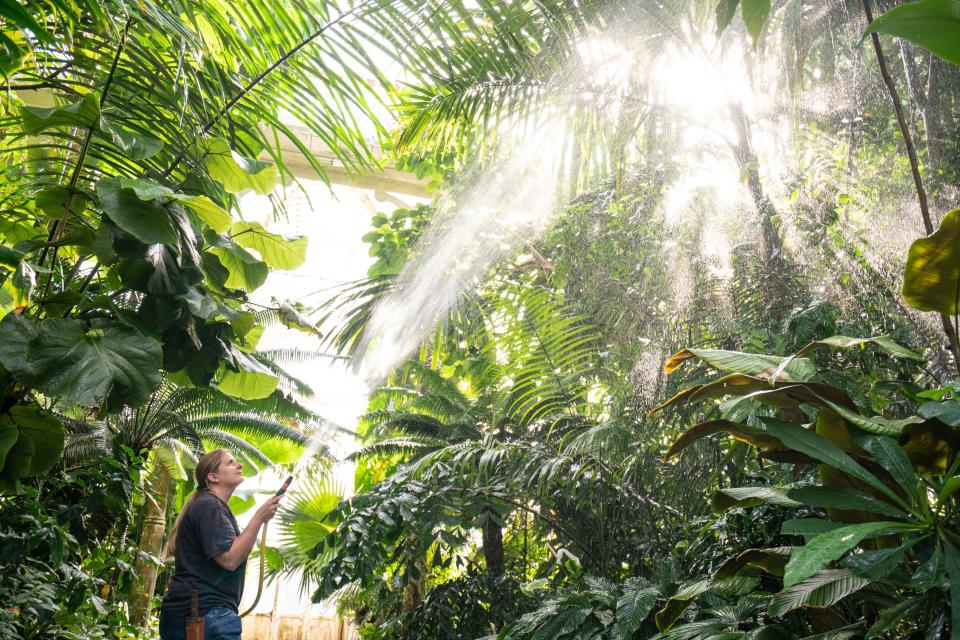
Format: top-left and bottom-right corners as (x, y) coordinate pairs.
(783, 522), (914, 586)
(867, 0), (960, 66)
(902, 209), (960, 314)
(768, 569), (870, 617)
(663, 348), (815, 381)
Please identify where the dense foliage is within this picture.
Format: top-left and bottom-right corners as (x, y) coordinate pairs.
(3, 0), (960, 638)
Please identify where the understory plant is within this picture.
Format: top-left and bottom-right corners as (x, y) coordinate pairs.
(657, 340), (960, 638)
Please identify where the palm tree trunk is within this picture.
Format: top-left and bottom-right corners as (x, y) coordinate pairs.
(130, 461), (170, 626)
(481, 508), (505, 575)
(728, 103), (793, 311)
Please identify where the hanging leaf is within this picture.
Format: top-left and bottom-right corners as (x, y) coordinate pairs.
(663, 348), (815, 381)
(207, 245), (268, 292)
(0, 404), (64, 489)
(866, 0), (960, 66)
(99, 117), (163, 161)
(21, 94), (100, 135)
(781, 519), (845, 540)
(203, 138), (277, 195)
(716, 0), (741, 36)
(216, 350), (279, 400)
(96, 178), (178, 245)
(740, 0), (771, 46)
(902, 209), (960, 315)
(655, 579), (714, 631)
(715, 546), (794, 579)
(273, 299), (322, 337)
(664, 419), (781, 460)
(761, 418), (904, 506)
(0, 418), (19, 472)
(768, 569), (870, 617)
(7, 404), (64, 475)
(714, 485), (906, 518)
(798, 335), (924, 362)
(35, 186), (88, 220)
(231, 221), (307, 270)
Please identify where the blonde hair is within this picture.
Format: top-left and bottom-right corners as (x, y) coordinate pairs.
(163, 449), (231, 559)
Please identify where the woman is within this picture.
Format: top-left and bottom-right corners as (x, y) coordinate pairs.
(159, 449), (282, 640)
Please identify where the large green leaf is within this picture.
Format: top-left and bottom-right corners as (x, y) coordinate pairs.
(841, 538), (918, 580)
(216, 351), (279, 400)
(180, 195), (232, 233)
(783, 522), (914, 586)
(96, 178), (178, 245)
(866, 0), (960, 66)
(655, 579), (714, 631)
(713, 486), (906, 518)
(21, 94), (100, 135)
(0, 314), (162, 408)
(229, 492), (256, 515)
(866, 595), (932, 639)
(902, 209), (960, 314)
(204, 138), (277, 195)
(613, 585), (658, 640)
(716, 0), (740, 36)
(781, 519), (844, 540)
(0, 428), (33, 488)
(798, 335), (924, 362)
(856, 434), (921, 501)
(665, 419), (781, 460)
(741, 0), (771, 46)
(944, 541), (960, 640)
(35, 186), (88, 220)
(761, 418), (905, 507)
(715, 547), (794, 579)
(918, 399), (960, 426)
(0, 418), (19, 471)
(663, 348), (815, 381)
(230, 221), (307, 270)
(207, 245), (268, 292)
(9, 405), (64, 475)
(768, 569), (870, 617)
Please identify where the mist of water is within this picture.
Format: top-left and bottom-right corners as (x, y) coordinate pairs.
(350, 14), (876, 383)
(356, 120), (569, 383)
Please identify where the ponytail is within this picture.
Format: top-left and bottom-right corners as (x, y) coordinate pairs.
(162, 448), (231, 559)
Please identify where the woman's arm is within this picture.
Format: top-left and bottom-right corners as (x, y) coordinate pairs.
(213, 496), (282, 571)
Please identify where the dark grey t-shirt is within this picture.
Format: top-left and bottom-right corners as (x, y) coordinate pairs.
(160, 491), (245, 625)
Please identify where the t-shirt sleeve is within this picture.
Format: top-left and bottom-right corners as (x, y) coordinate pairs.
(193, 500), (238, 560)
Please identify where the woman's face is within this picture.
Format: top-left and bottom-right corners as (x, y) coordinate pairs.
(211, 453), (244, 488)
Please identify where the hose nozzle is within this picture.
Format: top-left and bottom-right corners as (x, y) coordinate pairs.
(276, 475), (293, 496)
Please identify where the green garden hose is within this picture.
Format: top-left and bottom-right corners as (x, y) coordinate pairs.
(239, 524), (269, 618)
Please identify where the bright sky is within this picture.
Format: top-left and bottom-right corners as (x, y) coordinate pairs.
(233, 168), (427, 617)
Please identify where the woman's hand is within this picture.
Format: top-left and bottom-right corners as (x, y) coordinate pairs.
(254, 495), (283, 524)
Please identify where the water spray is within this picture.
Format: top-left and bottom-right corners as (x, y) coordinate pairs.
(239, 474), (295, 618)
